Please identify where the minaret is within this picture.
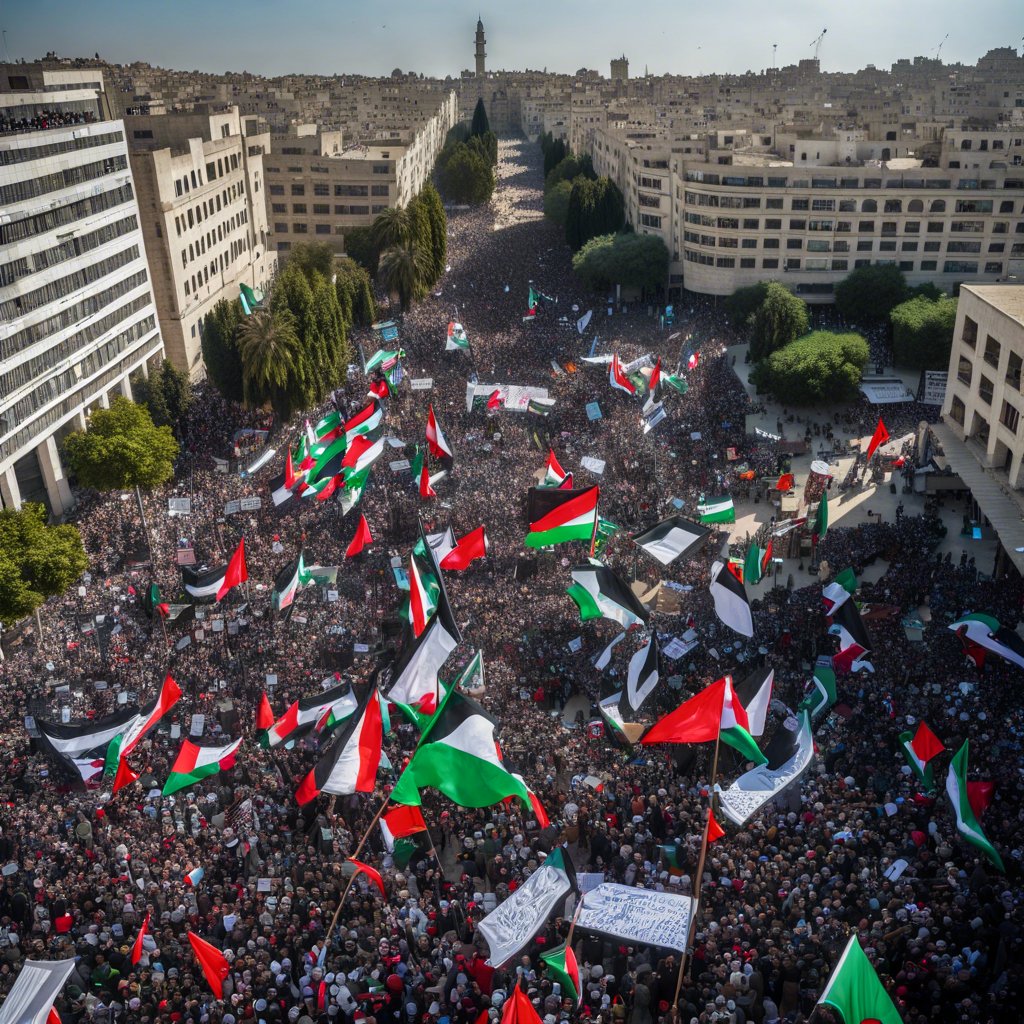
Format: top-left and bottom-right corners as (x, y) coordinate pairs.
(475, 17), (486, 77)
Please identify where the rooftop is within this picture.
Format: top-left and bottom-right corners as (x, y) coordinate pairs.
(961, 284), (1024, 329)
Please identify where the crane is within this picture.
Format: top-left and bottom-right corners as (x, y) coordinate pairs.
(810, 27), (827, 63)
(934, 33), (949, 61)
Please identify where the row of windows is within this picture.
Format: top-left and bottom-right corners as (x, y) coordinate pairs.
(0, 182), (134, 246)
(0, 244), (141, 321)
(0, 298), (153, 399)
(0, 129), (125, 167)
(272, 206), (388, 231)
(0, 270), (149, 361)
(204, 152), (240, 184)
(182, 235), (251, 298)
(683, 250), (1004, 276)
(684, 171), (1024, 191)
(173, 182), (245, 236)
(681, 213), (1023, 235)
(681, 234), (1020, 256)
(181, 209), (249, 268)
(0, 215), (138, 287)
(0, 154), (128, 206)
(268, 182), (391, 198)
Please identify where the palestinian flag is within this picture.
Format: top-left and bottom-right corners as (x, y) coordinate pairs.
(697, 495), (735, 524)
(527, 396), (556, 416)
(687, 350), (700, 370)
(118, 674), (182, 759)
(239, 282), (262, 315)
(798, 663), (837, 718)
(624, 634), (659, 714)
(734, 666), (773, 737)
(345, 397), (385, 446)
(591, 516), (617, 555)
(452, 650), (485, 695)
(529, 285), (553, 307)
(446, 321), (470, 351)
(408, 548), (435, 637)
(256, 693), (275, 733)
(343, 435), (385, 475)
(828, 599), (871, 669)
(313, 409), (343, 443)
(946, 739), (1004, 871)
(658, 842), (684, 874)
(743, 542), (765, 586)
(261, 679), (357, 749)
(542, 449), (568, 487)
(642, 675), (767, 766)
(523, 306), (537, 322)
(822, 567), (858, 614)
(487, 389), (503, 411)
(525, 486), (599, 548)
(817, 936), (904, 1024)
(271, 551), (305, 614)
(140, 582), (169, 619)
(567, 561), (650, 628)
(772, 516), (807, 537)
(419, 462), (437, 499)
(390, 688), (549, 826)
(812, 490), (829, 543)
(439, 526), (488, 571)
(598, 692), (646, 747)
(181, 564), (228, 602)
(384, 586), (461, 707)
(217, 538), (248, 601)
(426, 405), (454, 465)
(305, 435), (349, 489)
(381, 804), (428, 843)
(364, 347), (403, 374)
(36, 705), (144, 781)
(340, 465), (372, 514)
(949, 613), (1024, 671)
(648, 357), (662, 395)
(426, 526), (457, 565)
(706, 807), (726, 843)
(131, 913), (150, 966)
(112, 757), (139, 795)
(163, 738), (242, 796)
(296, 688), (383, 804)
(345, 515), (373, 558)
(865, 417), (890, 460)
(540, 943), (581, 1006)
(609, 354), (637, 396)
(632, 515), (708, 566)
(709, 560), (753, 638)
(664, 374), (688, 395)
(269, 470), (298, 509)
(594, 631), (627, 671)
(899, 721), (945, 789)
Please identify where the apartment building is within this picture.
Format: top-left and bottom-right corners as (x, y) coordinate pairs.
(263, 91), (457, 257)
(0, 66), (164, 515)
(125, 106), (276, 377)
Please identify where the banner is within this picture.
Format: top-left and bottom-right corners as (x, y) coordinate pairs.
(0, 958), (77, 1024)
(577, 310), (593, 335)
(575, 883), (696, 951)
(466, 383), (551, 413)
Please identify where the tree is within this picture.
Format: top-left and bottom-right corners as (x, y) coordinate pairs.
(723, 282), (771, 328)
(890, 295), (958, 369)
(235, 307), (304, 416)
(378, 242), (432, 312)
(543, 138), (567, 177)
(834, 264), (910, 326)
(437, 143), (494, 204)
(284, 241), (335, 280)
(335, 257), (376, 328)
(545, 155), (595, 193)
(201, 298), (245, 404)
(343, 226), (379, 276)
(470, 98), (490, 137)
(421, 182), (448, 285)
(0, 503), (89, 628)
(406, 194), (436, 291)
(748, 283), (810, 361)
(371, 206), (412, 253)
(544, 180), (573, 227)
(572, 232), (669, 294)
(133, 359), (193, 431)
(566, 177), (625, 251)
(751, 331), (870, 406)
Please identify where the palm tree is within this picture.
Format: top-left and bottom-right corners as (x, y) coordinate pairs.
(371, 206), (412, 253)
(377, 242), (432, 312)
(236, 307), (302, 409)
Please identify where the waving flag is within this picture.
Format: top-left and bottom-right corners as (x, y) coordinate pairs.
(345, 515), (374, 558)
(734, 666), (773, 737)
(439, 526), (489, 570)
(446, 321), (470, 351)
(112, 757), (139, 795)
(384, 587), (461, 708)
(542, 449), (568, 487)
(865, 417), (890, 460)
(950, 612), (1024, 671)
(697, 495), (735, 524)
(345, 397), (384, 446)
(271, 551), (305, 614)
(347, 857), (386, 897)
(798, 663), (837, 718)
(256, 693), (275, 733)
(632, 515), (708, 566)
(188, 933), (230, 999)
(261, 679), (357, 749)
(946, 739), (1004, 870)
(119, 675), (182, 759)
(419, 462), (437, 499)
(426, 405), (454, 464)
(624, 634), (660, 714)
(648, 357), (662, 394)
(687, 350), (700, 370)
(817, 936), (903, 1024)
(525, 486), (599, 548)
(812, 490), (829, 543)
(899, 721), (945, 789)
(567, 562), (650, 628)
(163, 738), (241, 796)
(775, 472), (795, 492)
(131, 913), (150, 966)
(709, 560), (753, 637)
(609, 354), (637, 395)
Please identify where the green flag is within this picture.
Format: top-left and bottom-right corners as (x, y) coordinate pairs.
(946, 739), (1004, 871)
(813, 490), (829, 541)
(743, 543), (763, 585)
(817, 936), (902, 1024)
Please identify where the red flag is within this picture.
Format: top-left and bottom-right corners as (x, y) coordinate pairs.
(217, 538), (248, 601)
(419, 463), (436, 500)
(368, 378), (389, 399)
(487, 389), (503, 411)
(706, 807), (725, 843)
(866, 417), (890, 460)
(131, 912), (150, 965)
(967, 781), (995, 820)
(557, 473), (574, 489)
(775, 473), (795, 492)
(285, 448), (297, 489)
(348, 857), (386, 897)
(649, 357), (662, 394)
(47, 1010), (61, 1024)
(345, 514), (373, 558)
(440, 526), (489, 571)
(256, 693), (275, 732)
(501, 982), (543, 1024)
(155, 602), (170, 618)
(112, 757), (139, 795)
(641, 677), (728, 745)
(382, 804), (428, 839)
(188, 932), (230, 999)
(408, 552), (430, 638)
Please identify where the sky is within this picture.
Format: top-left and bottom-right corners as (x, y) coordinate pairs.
(3, 0), (1021, 79)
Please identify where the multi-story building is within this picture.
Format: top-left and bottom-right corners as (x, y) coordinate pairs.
(0, 66), (164, 515)
(610, 57), (629, 83)
(263, 92), (457, 257)
(124, 106), (276, 377)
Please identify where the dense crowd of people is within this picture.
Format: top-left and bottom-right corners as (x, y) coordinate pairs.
(0, 137), (1021, 1024)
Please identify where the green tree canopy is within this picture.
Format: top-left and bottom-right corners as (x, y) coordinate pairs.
(545, 155), (596, 194)
(343, 226), (379, 276)
(748, 283), (810, 362)
(890, 295), (959, 370)
(63, 396), (179, 491)
(378, 241), (432, 311)
(751, 331), (870, 406)
(566, 177), (625, 251)
(284, 241), (336, 280)
(201, 298), (245, 404)
(543, 179), (574, 227)
(835, 264), (910, 326)
(572, 232), (669, 293)
(133, 359), (193, 431)
(470, 97), (490, 137)
(421, 182), (448, 285)
(437, 143), (494, 204)
(543, 137), (567, 177)
(371, 206), (412, 253)
(335, 257), (377, 328)
(235, 307), (304, 416)
(0, 503), (89, 626)
(724, 282), (771, 328)
(406, 193), (437, 291)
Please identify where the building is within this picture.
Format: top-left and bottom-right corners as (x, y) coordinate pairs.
(475, 19), (487, 78)
(610, 56), (629, 82)
(0, 66), (164, 515)
(263, 92), (457, 258)
(124, 106), (276, 377)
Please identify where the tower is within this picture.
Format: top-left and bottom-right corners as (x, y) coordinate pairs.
(475, 17), (486, 77)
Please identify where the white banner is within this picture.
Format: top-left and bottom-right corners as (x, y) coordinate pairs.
(577, 310), (593, 335)
(466, 383), (551, 413)
(0, 958), (77, 1024)
(575, 883), (696, 952)
(580, 456), (606, 476)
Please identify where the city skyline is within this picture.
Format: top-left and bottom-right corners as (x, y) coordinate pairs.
(3, 0), (1020, 79)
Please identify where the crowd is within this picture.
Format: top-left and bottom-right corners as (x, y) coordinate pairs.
(0, 137), (1021, 1024)
(0, 108), (98, 136)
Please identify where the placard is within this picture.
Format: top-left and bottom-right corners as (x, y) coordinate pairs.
(266, 674), (278, 686)
(240, 496), (262, 512)
(190, 714), (205, 737)
(194, 628), (205, 642)
(175, 636), (191, 650)
(211, 619), (224, 633)
(257, 878), (273, 893)
(176, 547), (196, 566)
(580, 456), (606, 476)
(567, 637), (583, 653)
(921, 370), (948, 406)
(575, 883), (696, 952)
(168, 497), (192, 514)
(353, 643), (370, 653)
(577, 872), (606, 894)
(223, 500), (241, 516)
(410, 378), (434, 391)
(389, 460), (411, 472)
(586, 402), (603, 421)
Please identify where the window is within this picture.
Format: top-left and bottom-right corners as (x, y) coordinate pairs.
(640, 214), (662, 228)
(740, 258), (756, 268)
(293, 223), (308, 234)
(336, 184), (369, 197)
(766, 197), (784, 209)
(951, 221), (984, 232)
(269, 184), (284, 196)
(787, 238), (803, 250)
(785, 258), (801, 270)
(985, 262), (1004, 274)
(831, 259), (848, 271)
(741, 238), (757, 249)
(274, 223), (288, 233)
(978, 375), (995, 405)
(272, 203), (286, 214)
(371, 184), (390, 197)
(861, 199), (877, 213)
(957, 355), (973, 386)
(884, 199), (902, 213)
(839, 200), (857, 213)
(742, 218), (759, 229)
(762, 258), (779, 269)
(292, 203), (307, 214)
(898, 261), (914, 271)
(921, 260), (937, 270)
(857, 240), (873, 252)
(879, 241), (897, 252)
(1000, 200), (1015, 213)
(763, 238), (779, 249)
(930, 199), (946, 212)
(315, 224), (331, 235)
(290, 184), (305, 196)
(807, 240), (830, 252)
(811, 199), (835, 212)
(1000, 400), (1020, 434)
(943, 261), (978, 274)
(948, 241), (981, 253)
(1006, 351), (1022, 389)
(313, 203), (329, 215)
(277, 241), (291, 251)
(904, 221), (920, 233)
(984, 335), (1002, 369)
(927, 222), (945, 233)
(314, 183), (329, 196)
(859, 220), (875, 232)
(640, 194), (662, 209)
(372, 164), (390, 174)
(791, 199), (809, 211)
(715, 256), (735, 268)
(765, 219), (782, 230)
(789, 219), (806, 230)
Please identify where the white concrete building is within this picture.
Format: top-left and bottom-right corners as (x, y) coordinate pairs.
(0, 66), (164, 515)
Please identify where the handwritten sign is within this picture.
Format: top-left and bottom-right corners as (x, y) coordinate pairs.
(575, 883), (695, 951)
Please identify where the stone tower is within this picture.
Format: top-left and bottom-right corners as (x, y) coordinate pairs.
(475, 17), (486, 77)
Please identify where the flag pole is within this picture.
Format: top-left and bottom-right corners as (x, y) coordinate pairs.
(322, 862), (361, 952)
(563, 888), (586, 957)
(589, 498), (600, 558)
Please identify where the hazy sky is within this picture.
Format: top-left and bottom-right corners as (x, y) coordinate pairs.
(3, 0), (1020, 78)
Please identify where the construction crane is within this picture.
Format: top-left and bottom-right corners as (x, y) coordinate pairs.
(810, 27), (827, 63)
(934, 33), (949, 61)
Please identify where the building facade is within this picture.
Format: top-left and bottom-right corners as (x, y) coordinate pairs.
(0, 66), (164, 515)
(125, 106), (276, 377)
